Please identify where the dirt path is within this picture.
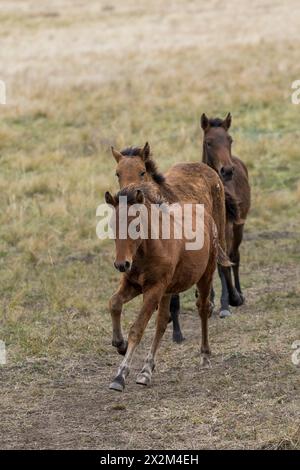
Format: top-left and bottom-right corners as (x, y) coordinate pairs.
(1, 255), (299, 450)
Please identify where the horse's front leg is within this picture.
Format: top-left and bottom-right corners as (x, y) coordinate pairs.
(109, 277), (141, 355)
(218, 222), (243, 316)
(136, 294), (171, 386)
(109, 285), (164, 392)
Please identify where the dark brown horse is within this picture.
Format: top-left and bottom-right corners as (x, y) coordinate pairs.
(110, 143), (242, 340)
(201, 113), (251, 317)
(105, 182), (227, 391)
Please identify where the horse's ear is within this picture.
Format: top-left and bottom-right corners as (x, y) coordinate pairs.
(200, 113), (209, 131)
(105, 191), (116, 207)
(140, 142), (150, 161)
(223, 113), (232, 130)
(135, 189), (144, 204)
(111, 147), (123, 163)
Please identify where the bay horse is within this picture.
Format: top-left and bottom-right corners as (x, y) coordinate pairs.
(105, 182), (227, 391)
(110, 143), (243, 341)
(201, 113), (251, 317)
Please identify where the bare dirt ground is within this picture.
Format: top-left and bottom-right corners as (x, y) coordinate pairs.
(1, 236), (300, 450)
(0, 0), (300, 450)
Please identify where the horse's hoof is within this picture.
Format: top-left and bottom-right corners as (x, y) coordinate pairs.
(117, 340), (128, 356)
(200, 354), (211, 369)
(112, 339), (127, 353)
(219, 309), (232, 318)
(109, 381), (124, 392)
(229, 289), (244, 307)
(109, 375), (125, 392)
(173, 332), (185, 343)
(136, 374), (151, 386)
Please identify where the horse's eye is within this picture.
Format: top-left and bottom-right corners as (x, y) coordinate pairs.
(116, 172), (120, 178)
(140, 171), (146, 177)
(206, 140), (212, 147)
(229, 136), (233, 144)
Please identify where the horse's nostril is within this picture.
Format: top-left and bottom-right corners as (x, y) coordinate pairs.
(114, 261), (131, 272)
(114, 261), (125, 272)
(221, 166), (234, 178)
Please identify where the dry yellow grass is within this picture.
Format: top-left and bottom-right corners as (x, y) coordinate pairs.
(0, 0), (299, 450)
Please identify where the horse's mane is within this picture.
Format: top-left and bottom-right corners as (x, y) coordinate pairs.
(120, 146), (142, 157)
(120, 146), (165, 185)
(208, 118), (224, 128)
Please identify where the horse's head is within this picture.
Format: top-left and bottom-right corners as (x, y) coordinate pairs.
(201, 113), (234, 182)
(105, 187), (145, 273)
(111, 142), (165, 188)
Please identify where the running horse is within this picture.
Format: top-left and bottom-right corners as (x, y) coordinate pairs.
(110, 143), (243, 341)
(105, 182), (229, 391)
(201, 113), (251, 317)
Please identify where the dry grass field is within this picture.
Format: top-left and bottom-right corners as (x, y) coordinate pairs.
(0, 0), (299, 450)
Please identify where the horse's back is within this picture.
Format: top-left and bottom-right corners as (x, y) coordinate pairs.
(165, 162), (220, 201)
(166, 161), (226, 252)
(166, 161), (217, 181)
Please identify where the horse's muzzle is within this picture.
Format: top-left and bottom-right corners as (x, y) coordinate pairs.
(220, 165), (234, 182)
(114, 261), (131, 273)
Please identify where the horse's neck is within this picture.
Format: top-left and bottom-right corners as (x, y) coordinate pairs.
(153, 178), (178, 204)
(201, 144), (207, 164)
(134, 237), (161, 265)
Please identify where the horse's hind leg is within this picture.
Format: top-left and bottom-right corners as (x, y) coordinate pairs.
(109, 278), (141, 355)
(197, 260), (216, 368)
(209, 286), (215, 317)
(170, 294), (184, 343)
(136, 294), (171, 386)
(230, 223), (245, 300)
(218, 265), (232, 318)
(109, 286), (163, 392)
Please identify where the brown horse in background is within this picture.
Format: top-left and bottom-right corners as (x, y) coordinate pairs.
(201, 113), (251, 317)
(105, 182), (225, 391)
(110, 143), (243, 340)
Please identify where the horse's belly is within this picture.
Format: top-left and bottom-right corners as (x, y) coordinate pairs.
(166, 278), (196, 294)
(167, 259), (207, 294)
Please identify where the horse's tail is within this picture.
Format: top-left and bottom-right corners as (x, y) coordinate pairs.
(211, 212), (232, 267)
(211, 180), (227, 254)
(217, 243), (233, 267)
